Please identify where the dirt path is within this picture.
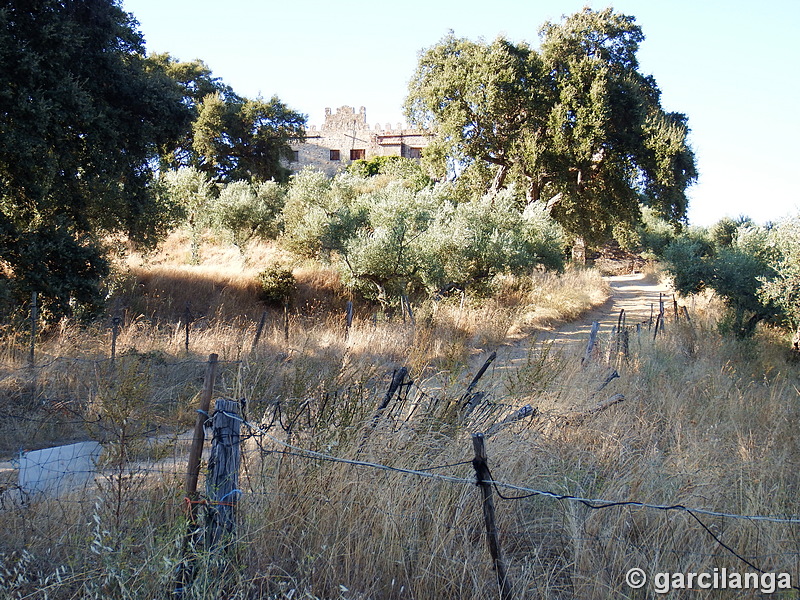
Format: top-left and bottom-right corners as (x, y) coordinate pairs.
(493, 272), (672, 367)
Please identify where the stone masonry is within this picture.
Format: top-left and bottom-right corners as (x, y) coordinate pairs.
(289, 106), (432, 176)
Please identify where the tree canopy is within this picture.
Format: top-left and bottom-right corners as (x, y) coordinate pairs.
(0, 2), (307, 318)
(405, 8), (697, 244)
(0, 0), (191, 316)
(151, 53), (307, 184)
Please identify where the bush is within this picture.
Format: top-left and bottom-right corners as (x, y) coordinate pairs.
(660, 219), (779, 338)
(420, 187), (565, 294)
(280, 171), (566, 302)
(257, 265), (295, 306)
(759, 215), (800, 329)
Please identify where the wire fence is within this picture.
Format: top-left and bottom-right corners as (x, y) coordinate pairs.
(1, 307), (799, 598)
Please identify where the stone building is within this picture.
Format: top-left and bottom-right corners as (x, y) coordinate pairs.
(289, 105), (432, 176)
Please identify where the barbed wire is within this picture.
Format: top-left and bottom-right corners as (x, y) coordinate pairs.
(223, 415), (800, 527)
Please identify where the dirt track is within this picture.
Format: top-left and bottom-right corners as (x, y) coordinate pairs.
(495, 271), (673, 366)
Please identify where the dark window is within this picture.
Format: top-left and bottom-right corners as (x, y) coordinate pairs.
(330, 149), (340, 161)
(409, 147), (423, 159)
(291, 150), (299, 162)
(350, 149), (365, 160)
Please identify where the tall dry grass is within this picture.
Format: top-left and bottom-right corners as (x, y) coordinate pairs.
(2, 236), (799, 599)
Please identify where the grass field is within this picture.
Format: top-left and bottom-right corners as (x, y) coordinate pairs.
(1, 235), (798, 599)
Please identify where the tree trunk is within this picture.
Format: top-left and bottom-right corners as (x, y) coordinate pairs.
(489, 163), (509, 195)
(571, 236), (586, 264)
(525, 178), (541, 204)
(792, 324), (800, 354)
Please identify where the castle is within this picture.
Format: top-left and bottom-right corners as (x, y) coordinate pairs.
(290, 106), (432, 175)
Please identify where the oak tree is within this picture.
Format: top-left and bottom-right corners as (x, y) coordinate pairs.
(0, 0), (191, 317)
(405, 8), (697, 244)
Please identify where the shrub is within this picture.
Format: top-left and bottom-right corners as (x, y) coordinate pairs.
(661, 220), (779, 338)
(281, 171), (566, 302)
(257, 265), (295, 306)
(759, 215), (800, 329)
(420, 187), (565, 294)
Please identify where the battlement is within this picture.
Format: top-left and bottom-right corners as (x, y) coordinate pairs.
(293, 106), (433, 176)
(311, 105), (419, 134)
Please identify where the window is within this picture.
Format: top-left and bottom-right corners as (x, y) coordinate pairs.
(291, 150), (299, 162)
(350, 149), (365, 160)
(409, 147), (423, 159)
(330, 149), (340, 161)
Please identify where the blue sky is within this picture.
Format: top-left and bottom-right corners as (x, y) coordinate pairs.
(122, 0), (799, 227)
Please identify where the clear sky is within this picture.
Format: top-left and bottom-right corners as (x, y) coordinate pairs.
(121, 0), (799, 227)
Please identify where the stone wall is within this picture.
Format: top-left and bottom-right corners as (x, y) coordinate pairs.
(289, 106), (432, 176)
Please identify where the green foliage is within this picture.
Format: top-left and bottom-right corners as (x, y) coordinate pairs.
(348, 156), (433, 191)
(159, 167), (216, 263)
(151, 53), (306, 185)
(192, 92), (306, 183)
(281, 169), (366, 259)
(405, 8), (697, 244)
(420, 187), (565, 294)
(348, 156), (405, 177)
(661, 220), (779, 338)
(281, 171), (565, 301)
(258, 265), (295, 306)
(160, 167), (216, 229)
(615, 206), (680, 257)
(212, 180), (286, 246)
(759, 216), (800, 328)
(339, 183), (439, 299)
(0, 0), (190, 318)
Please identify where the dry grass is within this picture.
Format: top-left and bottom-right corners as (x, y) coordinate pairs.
(1, 236), (798, 599)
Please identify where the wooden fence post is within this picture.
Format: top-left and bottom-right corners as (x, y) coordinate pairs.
(401, 294), (415, 326)
(471, 433), (513, 600)
(29, 291), (37, 366)
(184, 303), (193, 354)
(283, 301), (290, 343)
(461, 351), (497, 419)
(206, 399), (242, 550)
(174, 353), (219, 597)
(251, 311), (267, 353)
(111, 314), (121, 363)
(345, 300), (353, 339)
(582, 321), (600, 365)
(373, 367), (408, 423)
(673, 294), (679, 321)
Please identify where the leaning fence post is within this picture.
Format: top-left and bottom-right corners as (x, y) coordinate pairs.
(174, 353), (219, 597)
(471, 433), (513, 600)
(582, 321), (600, 365)
(461, 351), (497, 419)
(373, 367), (408, 424)
(206, 399), (242, 550)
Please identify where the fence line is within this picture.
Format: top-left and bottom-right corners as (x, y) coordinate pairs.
(3, 421), (799, 595)
(2, 305), (798, 597)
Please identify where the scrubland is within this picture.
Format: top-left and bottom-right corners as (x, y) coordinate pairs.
(0, 236), (798, 599)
